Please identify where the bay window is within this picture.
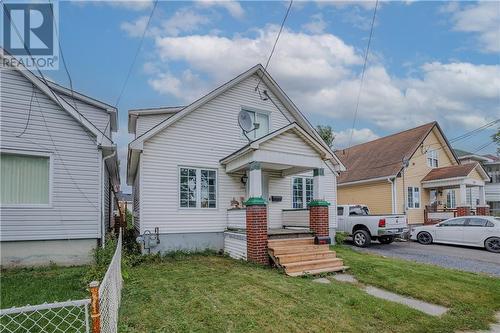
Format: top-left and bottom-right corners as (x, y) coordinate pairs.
(179, 167), (217, 209)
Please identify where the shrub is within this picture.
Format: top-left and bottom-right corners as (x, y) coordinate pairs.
(335, 231), (349, 245)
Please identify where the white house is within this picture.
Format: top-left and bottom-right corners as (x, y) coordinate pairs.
(0, 50), (120, 266)
(127, 64), (345, 266)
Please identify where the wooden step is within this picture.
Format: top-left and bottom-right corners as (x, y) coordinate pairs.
(267, 237), (314, 247)
(277, 251), (337, 265)
(287, 266), (350, 277)
(269, 244), (330, 256)
(284, 258), (344, 273)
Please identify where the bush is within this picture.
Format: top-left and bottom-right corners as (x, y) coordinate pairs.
(335, 231), (349, 245)
(83, 234), (117, 284)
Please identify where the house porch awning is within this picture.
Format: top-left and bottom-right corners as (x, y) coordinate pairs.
(421, 163), (489, 189)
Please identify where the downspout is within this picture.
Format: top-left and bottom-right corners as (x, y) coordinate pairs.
(387, 177), (396, 214)
(101, 149), (117, 248)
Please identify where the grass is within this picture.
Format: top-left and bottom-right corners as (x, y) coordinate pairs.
(118, 249), (500, 333)
(0, 265), (89, 308)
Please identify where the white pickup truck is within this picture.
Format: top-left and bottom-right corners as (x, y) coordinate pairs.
(337, 205), (408, 247)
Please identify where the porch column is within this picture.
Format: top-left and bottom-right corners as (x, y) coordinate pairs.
(457, 183), (471, 217)
(309, 168), (330, 238)
(476, 186), (490, 216)
(245, 162), (268, 265)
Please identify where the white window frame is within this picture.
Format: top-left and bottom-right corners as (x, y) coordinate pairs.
(240, 107), (271, 140)
(291, 176), (313, 209)
(426, 149), (438, 168)
(407, 186), (420, 209)
(446, 190), (456, 209)
(0, 148), (53, 209)
(178, 166), (218, 210)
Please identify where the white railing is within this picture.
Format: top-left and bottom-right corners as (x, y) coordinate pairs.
(282, 209), (309, 228)
(0, 299), (91, 333)
(227, 208), (246, 229)
(97, 229), (123, 333)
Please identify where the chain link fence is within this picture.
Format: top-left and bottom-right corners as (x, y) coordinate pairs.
(0, 299), (91, 333)
(0, 229), (123, 333)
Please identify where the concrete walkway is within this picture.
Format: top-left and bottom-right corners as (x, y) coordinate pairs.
(331, 274), (448, 316)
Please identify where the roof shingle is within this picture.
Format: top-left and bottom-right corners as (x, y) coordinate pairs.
(421, 163), (478, 182)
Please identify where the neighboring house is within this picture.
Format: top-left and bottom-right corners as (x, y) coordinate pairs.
(456, 150), (500, 216)
(116, 191), (132, 213)
(127, 64), (345, 263)
(336, 122), (490, 225)
(0, 50), (120, 266)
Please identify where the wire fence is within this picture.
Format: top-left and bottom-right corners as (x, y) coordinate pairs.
(0, 299), (91, 333)
(0, 229), (123, 333)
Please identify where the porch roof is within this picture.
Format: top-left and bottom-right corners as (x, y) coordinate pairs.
(421, 162), (489, 188)
(220, 123), (336, 174)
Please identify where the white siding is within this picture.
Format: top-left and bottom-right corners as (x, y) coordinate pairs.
(103, 166), (111, 230)
(486, 183), (500, 202)
(138, 74), (337, 234)
(224, 232), (246, 260)
(132, 162), (141, 232)
(60, 95), (111, 137)
(0, 65), (102, 241)
(227, 209), (246, 229)
(136, 113), (174, 138)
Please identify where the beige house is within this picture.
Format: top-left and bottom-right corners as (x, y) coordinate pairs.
(336, 122), (490, 225)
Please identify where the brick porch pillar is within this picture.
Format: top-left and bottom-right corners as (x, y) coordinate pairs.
(245, 199), (268, 265)
(309, 203), (330, 237)
(456, 206), (471, 216)
(476, 205), (490, 216)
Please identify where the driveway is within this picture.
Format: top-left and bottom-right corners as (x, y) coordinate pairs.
(346, 240), (500, 277)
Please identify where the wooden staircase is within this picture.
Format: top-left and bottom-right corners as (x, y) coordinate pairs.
(268, 237), (349, 277)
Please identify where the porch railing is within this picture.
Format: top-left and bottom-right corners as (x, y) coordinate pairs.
(227, 208), (246, 229)
(282, 209), (309, 228)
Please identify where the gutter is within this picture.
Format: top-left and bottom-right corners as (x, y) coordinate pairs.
(387, 177), (397, 214)
(338, 175), (398, 187)
(101, 149), (117, 248)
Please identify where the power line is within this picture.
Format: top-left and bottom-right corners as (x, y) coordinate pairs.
(449, 119), (499, 143)
(255, 0), (293, 91)
(346, 0), (379, 159)
(16, 84), (35, 137)
(114, 0), (158, 109)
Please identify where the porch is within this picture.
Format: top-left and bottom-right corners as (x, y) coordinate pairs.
(421, 163), (490, 224)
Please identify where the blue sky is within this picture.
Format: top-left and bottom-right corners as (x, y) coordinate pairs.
(32, 0), (500, 190)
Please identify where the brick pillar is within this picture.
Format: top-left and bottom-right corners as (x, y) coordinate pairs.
(245, 199), (268, 265)
(308, 201), (330, 237)
(456, 206), (471, 217)
(476, 205), (490, 216)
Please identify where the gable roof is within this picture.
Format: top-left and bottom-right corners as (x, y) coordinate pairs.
(336, 122), (459, 185)
(128, 106), (184, 134)
(421, 163), (478, 182)
(1, 48), (113, 146)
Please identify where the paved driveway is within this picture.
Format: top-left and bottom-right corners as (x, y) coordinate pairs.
(346, 240), (500, 277)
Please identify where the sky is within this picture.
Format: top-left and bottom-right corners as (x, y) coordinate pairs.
(31, 0), (500, 192)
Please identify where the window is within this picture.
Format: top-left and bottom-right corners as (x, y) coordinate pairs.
(446, 190), (456, 209)
(349, 205), (369, 216)
(337, 207), (344, 216)
(427, 149), (438, 168)
(242, 109), (269, 139)
(441, 218), (466, 227)
(292, 177), (313, 208)
(407, 187), (420, 209)
(1, 152), (50, 206)
(466, 218), (488, 227)
(179, 167), (217, 208)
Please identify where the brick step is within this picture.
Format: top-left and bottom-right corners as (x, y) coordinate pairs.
(283, 258), (344, 273)
(267, 237), (314, 247)
(277, 251), (337, 265)
(287, 266), (350, 277)
(269, 244), (330, 256)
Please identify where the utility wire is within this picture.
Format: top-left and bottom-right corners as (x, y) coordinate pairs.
(449, 119), (499, 143)
(16, 84), (35, 137)
(346, 0), (379, 159)
(255, 0), (293, 91)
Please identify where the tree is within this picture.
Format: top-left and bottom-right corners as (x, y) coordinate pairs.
(493, 128), (500, 154)
(316, 125), (335, 148)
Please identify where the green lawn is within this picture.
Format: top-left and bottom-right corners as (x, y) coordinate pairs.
(0, 266), (89, 308)
(118, 248), (500, 333)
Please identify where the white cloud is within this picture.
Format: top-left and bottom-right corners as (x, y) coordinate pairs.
(148, 69), (208, 102)
(196, 0), (244, 19)
(120, 15), (150, 38)
(447, 1), (500, 53)
(333, 128), (380, 149)
(302, 14), (327, 34)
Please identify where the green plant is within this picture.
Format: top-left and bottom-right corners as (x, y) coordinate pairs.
(335, 231), (348, 245)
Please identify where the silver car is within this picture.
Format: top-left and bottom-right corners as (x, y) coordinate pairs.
(410, 216), (500, 253)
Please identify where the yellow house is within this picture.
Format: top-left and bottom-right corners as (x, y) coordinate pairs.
(336, 122), (490, 225)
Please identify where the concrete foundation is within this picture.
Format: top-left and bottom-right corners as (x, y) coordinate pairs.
(142, 232), (224, 254)
(1, 239), (96, 267)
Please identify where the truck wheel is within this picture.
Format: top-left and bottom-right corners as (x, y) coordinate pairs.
(353, 230), (371, 248)
(379, 236), (395, 244)
(417, 231), (433, 245)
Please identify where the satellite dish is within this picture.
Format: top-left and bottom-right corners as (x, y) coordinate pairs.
(238, 110), (253, 132)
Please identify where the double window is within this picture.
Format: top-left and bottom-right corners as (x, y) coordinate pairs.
(179, 167), (217, 209)
(241, 109), (269, 140)
(1, 152), (51, 206)
(426, 149), (438, 168)
(292, 177), (313, 208)
(407, 187), (420, 209)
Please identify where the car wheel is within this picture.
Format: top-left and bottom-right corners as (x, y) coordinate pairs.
(417, 231), (433, 245)
(353, 230), (371, 248)
(485, 237), (500, 253)
(379, 236), (395, 244)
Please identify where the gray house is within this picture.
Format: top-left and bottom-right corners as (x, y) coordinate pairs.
(0, 50), (120, 266)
